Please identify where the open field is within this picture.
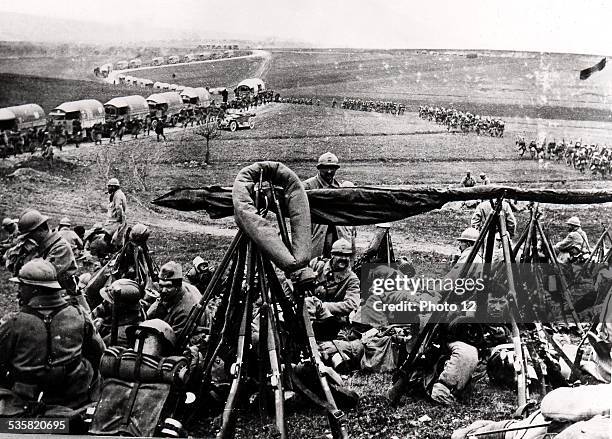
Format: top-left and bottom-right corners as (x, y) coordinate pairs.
(2, 46), (612, 437)
(0, 73), (136, 111)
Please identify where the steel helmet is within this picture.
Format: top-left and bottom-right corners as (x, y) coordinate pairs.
(9, 258), (62, 289)
(101, 278), (142, 305)
(59, 217), (71, 227)
(126, 318), (176, 348)
(2, 217), (16, 227)
(18, 209), (49, 236)
(159, 261), (183, 281)
(107, 178), (120, 187)
(566, 216), (581, 227)
(129, 223), (150, 243)
(340, 181), (355, 187)
(317, 152), (340, 169)
(480, 173), (486, 178)
(331, 238), (353, 255)
(457, 227), (480, 243)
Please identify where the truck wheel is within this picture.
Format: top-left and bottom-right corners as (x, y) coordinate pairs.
(88, 129), (95, 142)
(151, 119), (158, 130)
(249, 119), (255, 129)
(229, 121), (237, 132)
(171, 116), (178, 127)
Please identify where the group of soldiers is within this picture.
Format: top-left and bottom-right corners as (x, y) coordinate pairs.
(278, 96), (322, 106)
(337, 98), (406, 115)
(419, 105), (505, 137)
(515, 136), (612, 178)
(0, 154), (610, 436)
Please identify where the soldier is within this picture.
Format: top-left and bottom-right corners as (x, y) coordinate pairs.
(447, 227), (484, 280)
(0, 259), (104, 414)
(72, 119), (82, 148)
(307, 238), (360, 341)
(471, 199), (516, 238)
(41, 140), (54, 161)
(479, 173), (491, 185)
(106, 178), (127, 248)
(554, 216), (590, 264)
(91, 278), (146, 347)
(132, 118), (142, 139)
(185, 256), (214, 293)
(11, 209), (78, 295)
(146, 261), (202, 335)
(56, 217), (84, 255)
(460, 171), (476, 187)
(155, 121), (166, 142)
(303, 152), (353, 258)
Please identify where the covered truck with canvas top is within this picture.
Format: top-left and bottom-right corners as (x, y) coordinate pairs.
(235, 78), (265, 98)
(180, 87), (211, 107)
(0, 104), (46, 132)
(49, 99), (105, 143)
(147, 92), (184, 127)
(104, 95), (150, 124)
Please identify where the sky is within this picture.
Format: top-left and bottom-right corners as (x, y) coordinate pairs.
(1, 0), (611, 55)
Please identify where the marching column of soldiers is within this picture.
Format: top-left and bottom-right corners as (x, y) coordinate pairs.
(419, 105), (505, 137)
(515, 135), (612, 179)
(0, 159), (611, 437)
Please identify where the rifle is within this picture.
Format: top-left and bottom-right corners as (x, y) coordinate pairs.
(175, 231), (244, 351)
(499, 209), (529, 407)
(257, 253), (288, 438)
(271, 180), (348, 439)
(387, 196), (505, 405)
(217, 241), (255, 439)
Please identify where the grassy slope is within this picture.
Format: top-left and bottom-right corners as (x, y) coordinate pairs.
(0, 73), (137, 112)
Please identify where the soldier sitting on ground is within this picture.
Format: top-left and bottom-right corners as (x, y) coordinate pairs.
(185, 256), (214, 294)
(146, 261), (203, 336)
(460, 171), (476, 187)
(92, 279), (146, 347)
(305, 238), (361, 341)
(0, 259), (105, 416)
(554, 216), (590, 265)
(56, 216), (84, 256)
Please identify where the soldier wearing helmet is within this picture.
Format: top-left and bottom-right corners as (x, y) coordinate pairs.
(56, 216), (83, 255)
(92, 278), (146, 347)
(185, 256), (214, 294)
(146, 261), (202, 335)
(303, 152), (354, 258)
(479, 173), (491, 185)
(554, 216), (590, 264)
(0, 259), (104, 413)
(447, 227), (484, 281)
(307, 238), (361, 340)
(105, 178), (127, 248)
(10, 209), (78, 295)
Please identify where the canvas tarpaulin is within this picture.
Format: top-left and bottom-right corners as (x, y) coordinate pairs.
(153, 185), (612, 226)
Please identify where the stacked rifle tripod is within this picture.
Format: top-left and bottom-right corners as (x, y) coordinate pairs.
(388, 197), (587, 410)
(176, 177), (349, 439)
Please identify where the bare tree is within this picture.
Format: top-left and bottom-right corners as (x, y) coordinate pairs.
(194, 115), (220, 164)
(94, 144), (115, 181)
(127, 142), (163, 191)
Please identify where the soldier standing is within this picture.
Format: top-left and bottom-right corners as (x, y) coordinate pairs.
(72, 119), (82, 148)
(460, 171), (476, 187)
(106, 178), (127, 248)
(0, 259), (104, 414)
(303, 152), (354, 258)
